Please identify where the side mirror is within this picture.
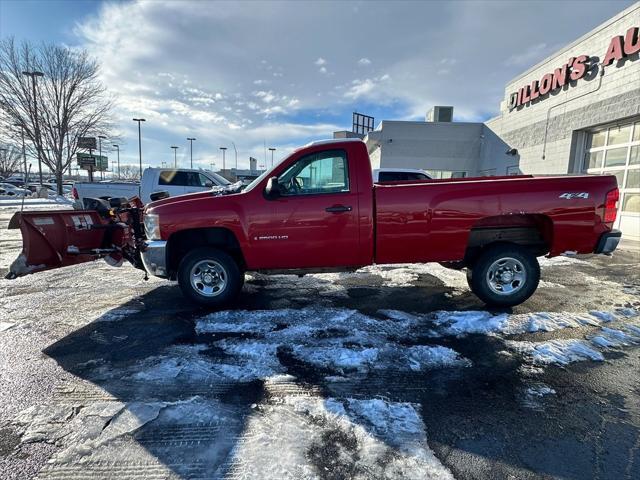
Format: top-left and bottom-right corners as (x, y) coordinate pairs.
(149, 191), (170, 202)
(264, 176), (281, 199)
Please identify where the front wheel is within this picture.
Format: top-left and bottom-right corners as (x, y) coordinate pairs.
(177, 247), (242, 307)
(467, 244), (540, 307)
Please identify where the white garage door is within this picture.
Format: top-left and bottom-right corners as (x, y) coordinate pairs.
(584, 120), (640, 241)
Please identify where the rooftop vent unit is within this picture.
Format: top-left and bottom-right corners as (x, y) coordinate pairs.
(427, 106), (454, 122)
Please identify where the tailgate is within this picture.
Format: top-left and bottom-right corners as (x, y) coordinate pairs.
(6, 209), (131, 278)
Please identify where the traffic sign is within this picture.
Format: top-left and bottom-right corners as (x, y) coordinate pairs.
(77, 152), (108, 171)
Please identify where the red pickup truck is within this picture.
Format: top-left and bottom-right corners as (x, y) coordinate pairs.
(7, 138), (620, 307)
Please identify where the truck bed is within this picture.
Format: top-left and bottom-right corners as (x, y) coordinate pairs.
(374, 174), (617, 263)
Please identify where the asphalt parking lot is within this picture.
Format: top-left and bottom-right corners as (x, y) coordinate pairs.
(0, 204), (639, 480)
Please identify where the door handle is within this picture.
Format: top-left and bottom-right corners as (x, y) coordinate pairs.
(325, 205), (352, 213)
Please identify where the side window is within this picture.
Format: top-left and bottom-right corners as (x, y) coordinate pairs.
(378, 172), (403, 182)
(198, 173), (213, 186)
(159, 170), (190, 186)
(184, 172), (207, 187)
(279, 149), (349, 195)
(405, 173), (428, 181)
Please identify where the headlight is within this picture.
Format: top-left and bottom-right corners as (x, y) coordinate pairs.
(144, 213), (161, 240)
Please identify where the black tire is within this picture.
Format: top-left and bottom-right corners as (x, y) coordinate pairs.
(468, 243), (540, 307)
(177, 247), (242, 307)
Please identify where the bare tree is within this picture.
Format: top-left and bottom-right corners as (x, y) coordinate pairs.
(0, 38), (114, 193)
(0, 144), (22, 178)
(118, 164), (141, 181)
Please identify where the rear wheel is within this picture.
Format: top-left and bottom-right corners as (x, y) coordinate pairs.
(467, 244), (539, 307)
(177, 247), (242, 307)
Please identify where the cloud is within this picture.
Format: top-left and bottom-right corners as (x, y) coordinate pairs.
(71, 0), (626, 168)
(505, 42), (553, 67)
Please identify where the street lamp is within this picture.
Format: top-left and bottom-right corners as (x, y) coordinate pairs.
(98, 135), (106, 180)
(219, 147), (227, 172)
(187, 138), (196, 169)
(232, 142), (238, 170)
(269, 147), (276, 168)
(132, 118), (146, 198)
(112, 144), (120, 179)
(22, 70), (44, 185)
(171, 146), (178, 168)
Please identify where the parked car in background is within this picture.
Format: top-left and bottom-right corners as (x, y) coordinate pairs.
(72, 167), (231, 204)
(373, 168), (431, 183)
(0, 183), (31, 197)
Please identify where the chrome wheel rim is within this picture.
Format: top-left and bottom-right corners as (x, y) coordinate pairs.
(190, 260), (228, 297)
(486, 257), (526, 296)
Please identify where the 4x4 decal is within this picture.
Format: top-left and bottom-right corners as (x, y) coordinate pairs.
(559, 192), (589, 199)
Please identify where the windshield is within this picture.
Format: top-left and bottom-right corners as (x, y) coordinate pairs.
(243, 153), (291, 192)
(207, 171), (231, 186)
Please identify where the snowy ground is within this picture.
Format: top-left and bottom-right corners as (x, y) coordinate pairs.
(0, 204), (639, 479)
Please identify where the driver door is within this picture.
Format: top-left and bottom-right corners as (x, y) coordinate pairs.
(251, 149), (361, 270)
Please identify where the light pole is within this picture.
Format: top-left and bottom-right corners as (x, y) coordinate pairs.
(269, 147), (276, 168)
(171, 146), (179, 168)
(22, 70), (44, 185)
(98, 135), (106, 180)
(232, 142), (238, 170)
(112, 144), (120, 178)
(187, 138), (196, 169)
(132, 118), (146, 198)
(219, 147), (227, 172)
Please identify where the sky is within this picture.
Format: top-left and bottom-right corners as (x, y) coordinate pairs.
(0, 0), (635, 171)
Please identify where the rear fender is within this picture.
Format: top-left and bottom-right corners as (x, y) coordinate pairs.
(6, 210), (127, 278)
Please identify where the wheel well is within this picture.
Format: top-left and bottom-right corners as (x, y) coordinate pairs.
(464, 214), (553, 266)
(166, 227), (245, 278)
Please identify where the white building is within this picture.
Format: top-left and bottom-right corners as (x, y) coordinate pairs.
(358, 3), (640, 240)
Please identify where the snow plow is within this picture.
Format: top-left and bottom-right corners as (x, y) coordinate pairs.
(6, 198), (146, 279)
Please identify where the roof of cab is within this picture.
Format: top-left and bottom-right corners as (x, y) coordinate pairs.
(303, 138), (364, 148)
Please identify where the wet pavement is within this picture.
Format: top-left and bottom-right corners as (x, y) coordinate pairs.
(0, 204), (639, 479)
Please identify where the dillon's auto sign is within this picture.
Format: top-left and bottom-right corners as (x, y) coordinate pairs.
(508, 26), (639, 111)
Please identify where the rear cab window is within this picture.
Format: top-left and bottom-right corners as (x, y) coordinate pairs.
(378, 172), (429, 182)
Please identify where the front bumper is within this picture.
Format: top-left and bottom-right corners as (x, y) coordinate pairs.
(595, 229), (622, 255)
(141, 240), (168, 277)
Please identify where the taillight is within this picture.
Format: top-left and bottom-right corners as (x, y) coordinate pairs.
(604, 188), (619, 223)
(72, 187), (78, 200)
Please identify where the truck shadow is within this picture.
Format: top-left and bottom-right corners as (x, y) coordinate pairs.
(40, 273), (623, 479)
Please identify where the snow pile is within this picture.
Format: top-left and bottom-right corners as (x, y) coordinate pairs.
(525, 384), (556, 397)
(405, 345), (471, 371)
(433, 310), (509, 336)
(509, 311), (601, 333)
(538, 255), (588, 267)
(15, 397), (242, 477)
(508, 339), (604, 365)
(357, 262), (468, 289)
(378, 308), (639, 337)
(0, 321), (15, 332)
(521, 383), (557, 410)
(590, 326), (640, 348)
(226, 396), (454, 480)
(194, 308), (470, 377)
(126, 343), (284, 383)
